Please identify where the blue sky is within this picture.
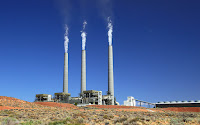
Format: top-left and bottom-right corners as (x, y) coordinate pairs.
(0, 0), (200, 105)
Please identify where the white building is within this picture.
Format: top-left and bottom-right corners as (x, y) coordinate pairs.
(124, 96), (136, 106)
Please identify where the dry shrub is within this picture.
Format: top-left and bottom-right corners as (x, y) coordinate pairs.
(114, 117), (127, 123)
(103, 114), (114, 119)
(73, 113), (87, 119)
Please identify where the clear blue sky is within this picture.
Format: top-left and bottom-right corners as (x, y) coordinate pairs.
(0, 0), (200, 105)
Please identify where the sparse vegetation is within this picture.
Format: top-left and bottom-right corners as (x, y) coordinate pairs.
(114, 117), (127, 123)
(74, 102), (78, 106)
(49, 117), (84, 125)
(0, 96), (200, 125)
(103, 114), (114, 119)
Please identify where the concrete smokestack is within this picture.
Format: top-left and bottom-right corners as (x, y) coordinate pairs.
(80, 21), (87, 94)
(81, 50), (86, 93)
(63, 52), (68, 93)
(108, 45), (114, 105)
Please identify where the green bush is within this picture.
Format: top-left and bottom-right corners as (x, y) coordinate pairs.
(21, 120), (42, 125)
(49, 117), (84, 125)
(2, 117), (19, 125)
(103, 115), (114, 119)
(170, 118), (182, 124)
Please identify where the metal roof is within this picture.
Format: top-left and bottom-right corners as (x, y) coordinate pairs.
(83, 90), (99, 94)
(36, 94), (50, 97)
(54, 92), (71, 96)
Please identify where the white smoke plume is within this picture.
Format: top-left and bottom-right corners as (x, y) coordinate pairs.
(96, 0), (113, 22)
(81, 21), (87, 50)
(54, 0), (72, 24)
(107, 17), (113, 46)
(64, 25), (69, 53)
(83, 21), (87, 30)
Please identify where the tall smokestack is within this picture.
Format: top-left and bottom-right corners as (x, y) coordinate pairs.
(63, 25), (69, 93)
(63, 52), (68, 93)
(81, 21), (87, 94)
(107, 17), (114, 105)
(108, 45), (114, 105)
(81, 50), (86, 93)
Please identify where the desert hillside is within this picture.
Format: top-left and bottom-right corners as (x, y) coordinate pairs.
(0, 96), (200, 125)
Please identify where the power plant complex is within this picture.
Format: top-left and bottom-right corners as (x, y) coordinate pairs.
(34, 22), (200, 108)
(35, 20), (200, 108)
(35, 21), (117, 105)
(35, 44), (116, 105)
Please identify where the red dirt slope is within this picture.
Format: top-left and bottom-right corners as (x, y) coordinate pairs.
(0, 106), (22, 110)
(87, 105), (164, 112)
(0, 96), (42, 108)
(87, 105), (145, 109)
(163, 107), (200, 112)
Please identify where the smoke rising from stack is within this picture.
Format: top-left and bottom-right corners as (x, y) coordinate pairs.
(81, 21), (87, 50)
(55, 0), (72, 24)
(81, 21), (87, 94)
(107, 17), (114, 105)
(64, 25), (69, 53)
(96, 0), (113, 22)
(107, 17), (113, 46)
(63, 25), (69, 93)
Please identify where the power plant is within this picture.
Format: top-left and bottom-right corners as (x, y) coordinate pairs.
(35, 21), (117, 105)
(34, 21), (200, 108)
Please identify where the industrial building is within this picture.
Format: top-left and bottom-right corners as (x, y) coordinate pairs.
(35, 94), (52, 102)
(123, 96), (136, 106)
(155, 100), (200, 108)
